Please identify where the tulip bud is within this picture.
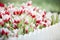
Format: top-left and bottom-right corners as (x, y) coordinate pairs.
(26, 1), (32, 6)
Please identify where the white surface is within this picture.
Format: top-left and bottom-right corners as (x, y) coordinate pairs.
(7, 37), (17, 40)
(18, 22), (60, 40)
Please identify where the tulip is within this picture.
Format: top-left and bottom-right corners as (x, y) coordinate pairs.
(13, 11), (18, 15)
(2, 15), (10, 22)
(43, 23), (46, 27)
(14, 17), (20, 24)
(36, 20), (41, 24)
(1, 29), (5, 35)
(5, 32), (9, 36)
(0, 13), (2, 18)
(18, 9), (25, 15)
(0, 2), (5, 7)
(5, 11), (10, 15)
(44, 20), (47, 23)
(25, 29), (28, 33)
(42, 11), (46, 18)
(0, 19), (4, 26)
(13, 23), (18, 29)
(28, 11), (36, 18)
(1, 28), (9, 36)
(31, 14), (36, 18)
(26, 1), (32, 6)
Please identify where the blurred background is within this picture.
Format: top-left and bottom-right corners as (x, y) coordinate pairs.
(0, 0), (60, 13)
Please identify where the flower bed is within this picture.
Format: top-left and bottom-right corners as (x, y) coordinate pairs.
(0, 1), (60, 40)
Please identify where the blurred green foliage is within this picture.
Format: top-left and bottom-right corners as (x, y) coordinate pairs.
(0, 0), (60, 12)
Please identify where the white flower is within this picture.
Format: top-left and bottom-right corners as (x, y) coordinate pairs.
(14, 16), (20, 21)
(8, 8), (16, 14)
(46, 12), (52, 21)
(2, 15), (10, 20)
(13, 29), (18, 34)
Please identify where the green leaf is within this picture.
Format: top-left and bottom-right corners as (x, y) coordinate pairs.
(18, 28), (23, 35)
(28, 27), (34, 32)
(51, 15), (55, 25)
(55, 14), (59, 23)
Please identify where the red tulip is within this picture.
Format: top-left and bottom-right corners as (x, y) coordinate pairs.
(13, 24), (18, 29)
(1, 29), (5, 35)
(14, 17), (20, 24)
(43, 23), (46, 27)
(36, 20), (41, 24)
(14, 20), (20, 24)
(28, 12), (36, 18)
(44, 20), (47, 23)
(18, 9), (24, 15)
(25, 29), (28, 33)
(13, 9), (24, 15)
(0, 13), (2, 18)
(42, 14), (45, 18)
(5, 32), (9, 36)
(3, 18), (10, 22)
(31, 14), (36, 18)
(0, 2), (4, 7)
(13, 11), (18, 15)
(5, 11), (10, 15)
(42, 11), (46, 18)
